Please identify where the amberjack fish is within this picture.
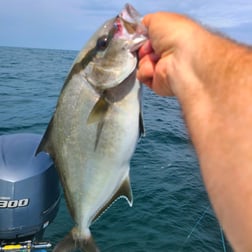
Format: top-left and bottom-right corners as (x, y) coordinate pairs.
(36, 4), (147, 252)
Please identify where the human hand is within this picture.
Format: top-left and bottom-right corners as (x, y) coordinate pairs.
(137, 12), (202, 97)
(138, 11), (252, 252)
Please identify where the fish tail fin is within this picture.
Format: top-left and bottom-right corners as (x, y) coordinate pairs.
(80, 235), (100, 252)
(53, 228), (100, 252)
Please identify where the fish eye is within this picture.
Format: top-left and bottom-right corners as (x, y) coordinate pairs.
(96, 35), (109, 51)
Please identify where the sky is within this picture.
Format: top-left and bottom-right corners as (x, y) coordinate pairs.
(1, 0), (252, 50)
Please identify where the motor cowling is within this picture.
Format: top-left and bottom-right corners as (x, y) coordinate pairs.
(0, 133), (60, 241)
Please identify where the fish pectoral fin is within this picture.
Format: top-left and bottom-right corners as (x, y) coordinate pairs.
(53, 228), (100, 252)
(87, 96), (110, 124)
(93, 174), (133, 222)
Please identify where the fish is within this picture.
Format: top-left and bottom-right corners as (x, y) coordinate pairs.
(36, 4), (147, 252)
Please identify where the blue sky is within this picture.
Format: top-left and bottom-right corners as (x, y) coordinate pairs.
(1, 0), (252, 50)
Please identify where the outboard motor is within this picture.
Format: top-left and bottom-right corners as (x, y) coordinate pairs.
(0, 133), (60, 245)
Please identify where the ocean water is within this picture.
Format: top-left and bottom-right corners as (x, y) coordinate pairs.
(0, 46), (233, 252)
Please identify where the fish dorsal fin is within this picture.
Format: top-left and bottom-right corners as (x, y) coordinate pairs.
(87, 96), (110, 124)
(93, 174), (133, 222)
(35, 117), (54, 157)
(138, 83), (145, 138)
(139, 112), (145, 138)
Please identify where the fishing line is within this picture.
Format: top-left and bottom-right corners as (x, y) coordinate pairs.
(178, 205), (210, 252)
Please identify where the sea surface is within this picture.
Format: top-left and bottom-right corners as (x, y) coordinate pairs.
(0, 46), (233, 251)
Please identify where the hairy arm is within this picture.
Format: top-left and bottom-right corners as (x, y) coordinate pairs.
(138, 13), (252, 251)
(181, 29), (252, 252)
(185, 36), (252, 252)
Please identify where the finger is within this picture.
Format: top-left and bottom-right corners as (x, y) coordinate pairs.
(138, 52), (159, 69)
(142, 14), (153, 28)
(152, 60), (173, 96)
(137, 55), (155, 82)
(142, 78), (154, 90)
(137, 65), (153, 89)
(138, 40), (153, 59)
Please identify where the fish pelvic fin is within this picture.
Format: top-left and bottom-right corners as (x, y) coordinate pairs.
(53, 227), (100, 252)
(87, 96), (110, 124)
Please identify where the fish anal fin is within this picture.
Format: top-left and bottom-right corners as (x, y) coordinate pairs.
(35, 117), (54, 157)
(87, 96), (110, 124)
(117, 175), (133, 206)
(93, 174), (133, 222)
(53, 227), (100, 252)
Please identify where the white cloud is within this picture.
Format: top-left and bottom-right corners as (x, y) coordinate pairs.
(0, 0), (251, 49)
(186, 0), (252, 28)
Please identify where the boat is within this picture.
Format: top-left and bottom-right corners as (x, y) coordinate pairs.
(0, 133), (60, 251)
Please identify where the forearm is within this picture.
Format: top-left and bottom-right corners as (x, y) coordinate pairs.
(138, 13), (252, 250)
(175, 27), (252, 251)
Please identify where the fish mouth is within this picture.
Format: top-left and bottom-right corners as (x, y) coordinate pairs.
(116, 4), (147, 52)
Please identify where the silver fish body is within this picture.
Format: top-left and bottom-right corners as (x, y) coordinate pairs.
(36, 4), (147, 252)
